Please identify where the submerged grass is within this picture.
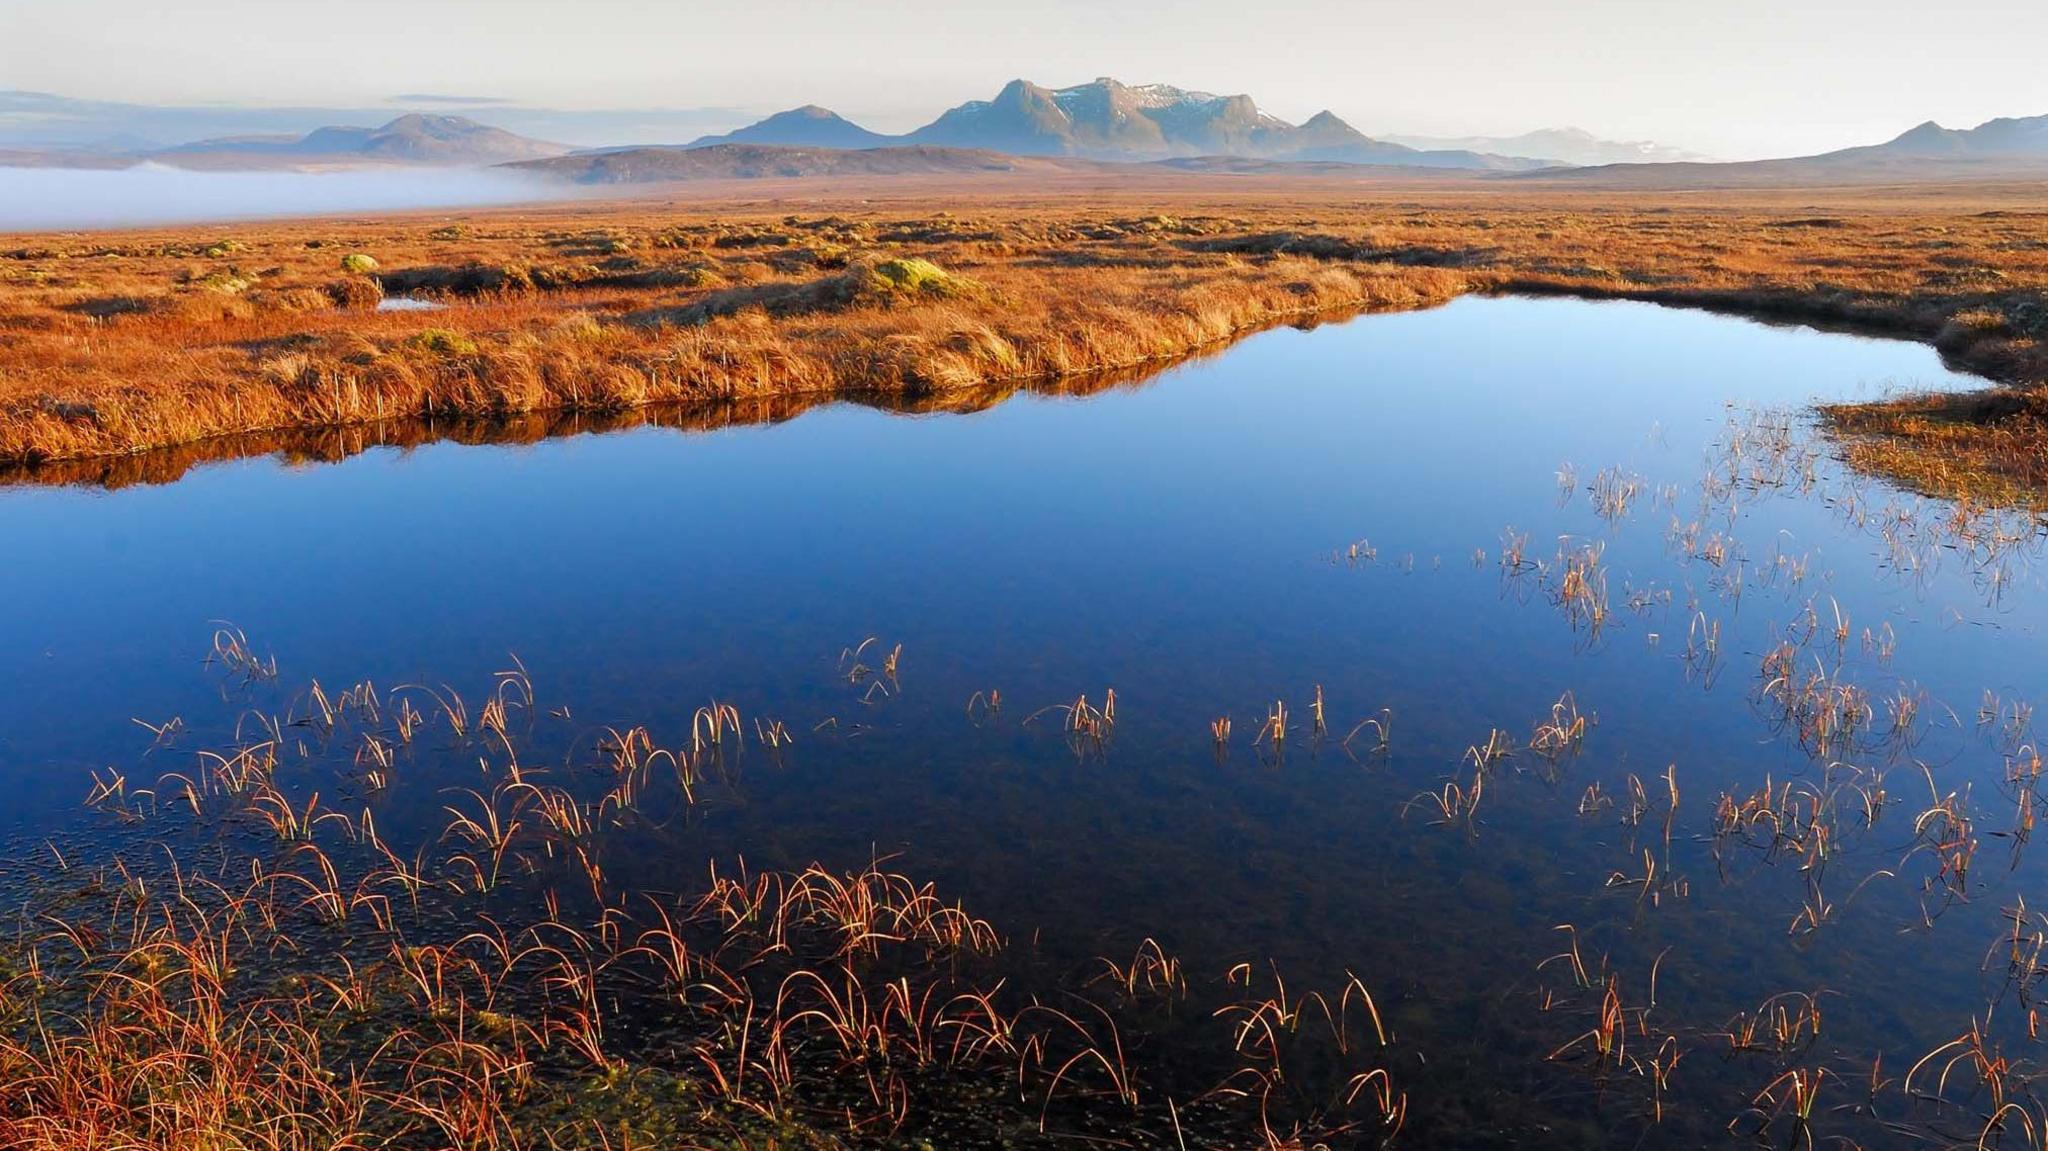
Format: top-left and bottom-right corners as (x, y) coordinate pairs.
(2, 653), (1418, 1151)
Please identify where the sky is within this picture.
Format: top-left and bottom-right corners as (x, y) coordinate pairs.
(5, 0), (2047, 159)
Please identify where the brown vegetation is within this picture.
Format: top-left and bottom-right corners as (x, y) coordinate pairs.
(2, 184), (2045, 490)
(2, 660), (1409, 1149)
(1822, 388), (2048, 508)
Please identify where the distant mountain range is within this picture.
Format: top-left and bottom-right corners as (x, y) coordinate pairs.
(0, 90), (746, 151)
(685, 78), (1547, 170)
(511, 144), (1073, 183)
(1523, 113), (2048, 186)
(159, 115), (569, 167)
(7, 84), (2048, 189)
(1382, 127), (1712, 166)
(1853, 115), (2048, 159)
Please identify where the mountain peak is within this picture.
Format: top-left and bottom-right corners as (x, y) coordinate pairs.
(1893, 119), (1949, 141)
(687, 105), (890, 150)
(685, 77), (1553, 170)
(755, 105), (859, 126)
(157, 111), (563, 167)
(378, 113), (486, 136)
(899, 77), (1549, 168)
(1873, 113), (2048, 158)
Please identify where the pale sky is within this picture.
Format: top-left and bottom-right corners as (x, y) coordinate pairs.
(5, 0), (2046, 159)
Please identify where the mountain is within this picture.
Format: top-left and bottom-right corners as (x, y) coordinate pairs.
(911, 79), (1135, 155)
(683, 78), (1547, 170)
(0, 147), (134, 170)
(510, 142), (1554, 187)
(0, 90), (751, 151)
(685, 105), (892, 150)
(1253, 110), (1502, 167)
(906, 79), (1307, 158)
(1, 90), (384, 151)
(508, 143), (1085, 184)
(905, 78), (1541, 168)
(1847, 114), (2048, 159)
(1523, 113), (2048, 187)
(1383, 127), (1709, 166)
(159, 114), (570, 167)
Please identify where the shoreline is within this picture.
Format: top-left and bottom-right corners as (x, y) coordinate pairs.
(4, 191), (2042, 496)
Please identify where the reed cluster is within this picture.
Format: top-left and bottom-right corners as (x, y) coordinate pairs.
(3, 655), (1411, 1150)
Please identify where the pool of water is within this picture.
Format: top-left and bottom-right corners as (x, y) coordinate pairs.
(374, 295), (448, 312)
(3, 295), (2041, 1146)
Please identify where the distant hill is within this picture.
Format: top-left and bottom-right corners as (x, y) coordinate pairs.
(687, 78), (1548, 170)
(507, 141), (1572, 187)
(1383, 127), (1709, 166)
(1838, 114), (2048, 160)
(0, 147), (133, 170)
(158, 115), (570, 167)
(508, 143), (1084, 183)
(1522, 113), (2048, 187)
(1241, 109), (1519, 168)
(0, 90), (748, 152)
(686, 105), (893, 150)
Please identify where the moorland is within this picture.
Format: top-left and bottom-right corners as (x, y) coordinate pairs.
(3, 175), (2045, 499)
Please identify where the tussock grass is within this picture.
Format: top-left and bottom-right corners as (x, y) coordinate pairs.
(1821, 388), (2048, 508)
(0, 211), (1460, 466)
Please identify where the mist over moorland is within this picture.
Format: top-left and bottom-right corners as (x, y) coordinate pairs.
(0, 164), (561, 230)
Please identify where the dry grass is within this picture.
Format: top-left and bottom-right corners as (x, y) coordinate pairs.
(3, 658), (1412, 1149)
(3, 183), (2045, 486)
(1821, 388), (2048, 508)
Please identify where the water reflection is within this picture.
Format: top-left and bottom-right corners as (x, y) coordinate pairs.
(2, 295), (2042, 1147)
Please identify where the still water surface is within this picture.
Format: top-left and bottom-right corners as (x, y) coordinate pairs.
(2, 295), (2040, 1145)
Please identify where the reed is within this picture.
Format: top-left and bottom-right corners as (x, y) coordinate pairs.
(965, 688), (1002, 725)
(1737, 1067), (1827, 1149)
(21, 602), (2048, 1147)
(1529, 692), (1590, 760)
(1254, 700), (1289, 749)
(0, 640), (1444, 1150)
(1341, 708), (1394, 761)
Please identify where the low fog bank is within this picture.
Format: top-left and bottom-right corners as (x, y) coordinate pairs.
(0, 165), (573, 231)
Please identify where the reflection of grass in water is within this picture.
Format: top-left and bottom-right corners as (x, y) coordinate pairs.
(0, 357), (1204, 491)
(1, 203), (1473, 469)
(11, 191), (2048, 491)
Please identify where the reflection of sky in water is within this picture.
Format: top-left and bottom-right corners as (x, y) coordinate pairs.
(0, 164), (558, 231)
(374, 295), (447, 312)
(0, 295), (2039, 1145)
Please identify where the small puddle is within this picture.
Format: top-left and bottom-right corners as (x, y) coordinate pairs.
(375, 295), (446, 312)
